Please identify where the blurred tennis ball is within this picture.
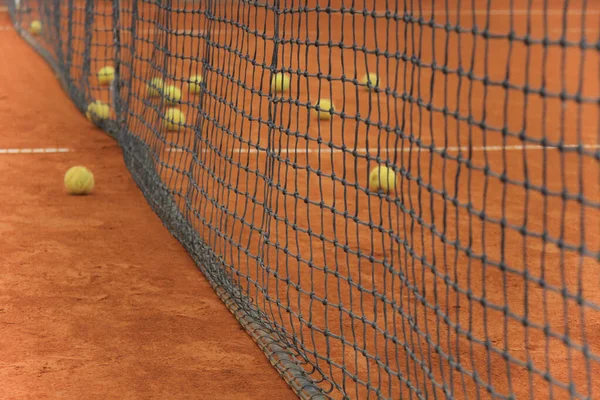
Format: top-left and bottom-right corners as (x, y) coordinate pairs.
(163, 108), (185, 131)
(360, 72), (379, 90)
(147, 77), (164, 98)
(271, 72), (290, 93)
(163, 85), (182, 105)
(29, 20), (42, 35)
(64, 166), (95, 195)
(188, 75), (203, 94)
(85, 100), (110, 124)
(369, 165), (396, 194)
(97, 66), (115, 86)
(315, 98), (334, 120)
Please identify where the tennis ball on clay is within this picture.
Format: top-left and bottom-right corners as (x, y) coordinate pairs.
(64, 166), (95, 195)
(163, 85), (182, 105)
(163, 108), (186, 131)
(315, 98), (334, 120)
(271, 72), (290, 93)
(369, 165), (396, 194)
(97, 66), (115, 86)
(85, 100), (110, 124)
(188, 75), (203, 94)
(29, 20), (42, 35)
(147, 77), (164, 98)
(360, 72), (379, 90)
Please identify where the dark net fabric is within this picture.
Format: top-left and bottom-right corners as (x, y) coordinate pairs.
(9, 0), (600, 398)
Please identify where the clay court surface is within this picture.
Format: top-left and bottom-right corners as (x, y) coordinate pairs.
(0, 11), (296, 399)
(1, 0), (599, 399)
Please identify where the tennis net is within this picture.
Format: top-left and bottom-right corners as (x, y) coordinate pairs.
(9, 0), (600, 398)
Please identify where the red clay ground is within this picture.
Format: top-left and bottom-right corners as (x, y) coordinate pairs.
(0, 12), (296, 400)
(2, 1), (599, 399)
(137, 1), (599, 398)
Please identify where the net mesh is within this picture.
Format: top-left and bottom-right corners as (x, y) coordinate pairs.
(8, 0), (600, 398)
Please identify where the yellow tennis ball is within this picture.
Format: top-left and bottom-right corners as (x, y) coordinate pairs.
(271, 72), (290, 93)
(147, 77), (164, 98)
(163, 108), (186, 131)
(64, 166), (95, 195)
(163, 85), (182, 105)
(188, 75), (203, 94)
(85, 100), (110, 124)
(369, 165), (396, 194)
(315, 99), (334, 120)
(29, 20), (42, 35)
(97, 66), (115, 86)
(360, 72), (379, 90)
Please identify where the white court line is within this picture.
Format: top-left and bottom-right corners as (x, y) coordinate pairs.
(0, 6), (596, 15)
(151, 9), (598, 17)
(8, 25), (597, 35)
(316, 9), (599, 16)
(121, 28), (225, 36)
(0, 148), (71, 155)
(149, 8), (595, 17)
(398, 9), (599, 16)
(166, 144), (599, 155)
(127, 27), (597, 36)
